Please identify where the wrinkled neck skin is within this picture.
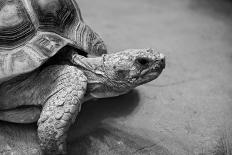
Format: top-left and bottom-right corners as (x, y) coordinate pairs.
(71, 53), (131, 101)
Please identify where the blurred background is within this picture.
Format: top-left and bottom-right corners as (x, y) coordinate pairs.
(1, 0), (232, 154)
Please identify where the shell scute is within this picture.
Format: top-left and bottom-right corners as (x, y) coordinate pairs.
(0, 0), (36, 48)
(29, 33), (67, 57)
(0, 53), (7, 74)
(0, 0), (107, 83)
(10, 49), (37, 72)
(31, 0), (78, 34)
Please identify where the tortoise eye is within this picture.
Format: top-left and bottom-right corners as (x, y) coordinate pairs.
(136, 58), (150, 66)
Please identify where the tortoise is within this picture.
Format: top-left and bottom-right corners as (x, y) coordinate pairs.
(0, 0), (166, 154)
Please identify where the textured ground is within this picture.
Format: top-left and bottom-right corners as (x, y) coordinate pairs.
(1, 0), (232, 154)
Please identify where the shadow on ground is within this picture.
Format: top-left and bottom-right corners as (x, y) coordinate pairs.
(0, 90), (170, 154)
(68, 124), (171, 155)
(67, 90), (171, 154)
(68, 90), (140, 139)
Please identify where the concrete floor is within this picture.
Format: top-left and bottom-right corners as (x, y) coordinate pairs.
(1, 0), (232, 155)
(71, 0), (232, 154)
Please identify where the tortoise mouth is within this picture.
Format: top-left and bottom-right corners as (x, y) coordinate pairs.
(135, 62), (164, 85)
(140, 59), (165, 79)
(140, 64), (164, 77)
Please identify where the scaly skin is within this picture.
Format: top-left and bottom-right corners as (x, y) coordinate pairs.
(0, 48), (165, 154)
(37, 65), (87, 154)
(0, 65), (87, 154)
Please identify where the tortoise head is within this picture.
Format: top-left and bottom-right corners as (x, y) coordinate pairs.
(103, 49), (165, 86)
(81, 49), (165, 99)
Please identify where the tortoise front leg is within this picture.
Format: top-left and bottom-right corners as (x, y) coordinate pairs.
(37, 65), (87, 154)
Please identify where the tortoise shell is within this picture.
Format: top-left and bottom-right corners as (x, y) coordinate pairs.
(0, 0), (107, 83)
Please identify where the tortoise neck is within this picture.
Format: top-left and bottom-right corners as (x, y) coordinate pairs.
(71, 53), (105, 75)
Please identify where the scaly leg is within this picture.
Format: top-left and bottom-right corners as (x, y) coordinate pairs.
(37, 65), (87, 154)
